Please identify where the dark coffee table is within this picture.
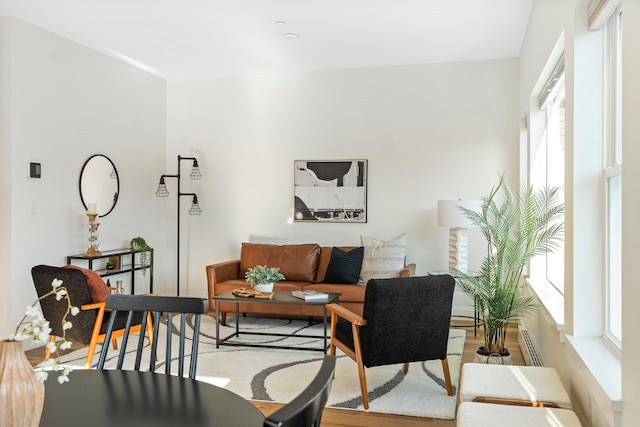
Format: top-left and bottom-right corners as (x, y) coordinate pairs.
(212, 290), (340, 353)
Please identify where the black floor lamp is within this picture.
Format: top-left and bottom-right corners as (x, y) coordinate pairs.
(155, 155), (202, 296)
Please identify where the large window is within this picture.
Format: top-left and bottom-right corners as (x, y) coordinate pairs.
(604, 5), (622, 346)
(531, 60), (566, 294)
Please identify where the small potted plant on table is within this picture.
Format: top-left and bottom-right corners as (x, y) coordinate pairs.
(245, 265), (285, 293)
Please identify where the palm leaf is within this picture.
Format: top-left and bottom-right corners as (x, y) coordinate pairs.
(456, 174), (564, 353)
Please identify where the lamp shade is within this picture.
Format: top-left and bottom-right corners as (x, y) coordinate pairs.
(437, 199), (483, 228)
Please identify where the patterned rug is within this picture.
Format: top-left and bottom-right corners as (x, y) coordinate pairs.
(54, 314), (465, 419)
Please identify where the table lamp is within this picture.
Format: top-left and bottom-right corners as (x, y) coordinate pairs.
(437, 199), (483, 273)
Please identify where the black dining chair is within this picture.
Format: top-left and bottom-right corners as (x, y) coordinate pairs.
(97, 294), (206, 379)
(326, 275), (455, 409)
(263, 355), (336, 427)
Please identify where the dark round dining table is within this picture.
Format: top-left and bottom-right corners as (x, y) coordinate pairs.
(41, 369), (265, 427)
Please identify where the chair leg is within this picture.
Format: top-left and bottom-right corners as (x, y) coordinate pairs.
(145, 312), (158, 362)
(403, 362), (409, 374)
(146, 312), (154, 342)
(45, 335), (55, 359)
(329, 312), (337, 356)
(441, 357), (453, 396)
(85, 304), (107, 369)
(352, 323), (369, 410)
(221, 312), (227, 326)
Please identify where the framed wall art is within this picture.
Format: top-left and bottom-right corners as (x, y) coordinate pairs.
(293, 160), (367, 223)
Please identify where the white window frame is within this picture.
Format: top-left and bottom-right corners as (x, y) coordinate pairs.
(603, 5), (622, 347)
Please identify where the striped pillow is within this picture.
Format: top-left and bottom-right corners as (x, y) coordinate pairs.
(358, 234), (407, 285)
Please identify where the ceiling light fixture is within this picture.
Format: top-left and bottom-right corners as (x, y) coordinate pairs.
(283, 32), (300, 40)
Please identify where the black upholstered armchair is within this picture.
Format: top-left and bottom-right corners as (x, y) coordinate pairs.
(31, 265), (151, 369)
(327, 275), (455, 409)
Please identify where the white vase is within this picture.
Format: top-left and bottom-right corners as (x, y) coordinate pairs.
(254, 283), (274, 293)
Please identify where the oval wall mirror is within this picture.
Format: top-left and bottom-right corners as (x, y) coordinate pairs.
(79, 154), (120, 217)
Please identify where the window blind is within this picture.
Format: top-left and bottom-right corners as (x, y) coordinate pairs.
(588, 0), (621, 29)
(537, 55), (564, 110)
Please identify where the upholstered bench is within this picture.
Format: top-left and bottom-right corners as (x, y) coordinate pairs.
(459, 363), (572, 409)
(457, 402), (582, 427)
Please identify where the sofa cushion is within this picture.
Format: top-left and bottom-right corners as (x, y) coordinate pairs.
(323, 247), (364, 284)
(240, 243), (320, 282)
(359, 234), (407, 284)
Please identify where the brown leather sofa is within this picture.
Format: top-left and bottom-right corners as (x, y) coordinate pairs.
(206, 242), (416, 323)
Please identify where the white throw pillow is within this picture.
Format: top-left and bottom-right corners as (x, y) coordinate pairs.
(358, 234), (407, 284)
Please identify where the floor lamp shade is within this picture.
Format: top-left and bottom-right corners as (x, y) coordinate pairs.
(437, 200), (483, 272)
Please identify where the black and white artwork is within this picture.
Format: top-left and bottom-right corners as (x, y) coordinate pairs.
(294, 160), (367, 223)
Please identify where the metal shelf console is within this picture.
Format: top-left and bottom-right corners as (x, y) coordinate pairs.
(66, 248), (153, 294)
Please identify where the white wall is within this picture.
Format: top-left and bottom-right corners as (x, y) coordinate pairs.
(0, 17), (167, 339)
(0, 17), (518, 337)
(167, 60), (519, 314)
(0, 17), (13, 338)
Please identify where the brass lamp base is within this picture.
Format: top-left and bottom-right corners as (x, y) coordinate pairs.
(84, 248), (101, 257)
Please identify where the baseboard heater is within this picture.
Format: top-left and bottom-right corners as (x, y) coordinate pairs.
(518, 322), (544, 366)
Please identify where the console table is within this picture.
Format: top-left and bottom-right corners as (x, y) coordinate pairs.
(66, 248), (153, 294)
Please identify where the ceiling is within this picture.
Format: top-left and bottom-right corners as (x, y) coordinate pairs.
(0, 0), (534, 80)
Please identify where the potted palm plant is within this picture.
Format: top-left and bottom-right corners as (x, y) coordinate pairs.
(456, 175), (564, 363)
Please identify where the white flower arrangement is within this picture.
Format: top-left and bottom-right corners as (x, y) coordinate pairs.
(244, 265), (285, 287)
(9, 278), (79, 384)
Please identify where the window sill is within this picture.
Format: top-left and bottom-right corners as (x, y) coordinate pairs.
(566, 335), (623, 414)
(524, 277), (565, 331)
(525, 279), (622, 418)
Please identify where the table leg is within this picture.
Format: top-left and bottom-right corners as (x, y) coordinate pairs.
(235, 302), (240, 336)
(215, 300), (220, 349)
(323, 305), (328, 354)
(474, 295), (478, 337)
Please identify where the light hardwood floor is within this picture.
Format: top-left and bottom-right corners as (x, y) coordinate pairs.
(26, 319), (524, 427)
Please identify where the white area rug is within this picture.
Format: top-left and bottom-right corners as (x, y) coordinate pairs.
(55, 314), (465, 419)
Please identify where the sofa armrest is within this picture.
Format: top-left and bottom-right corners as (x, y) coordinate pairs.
(206, 260), (241, 304)
(399, 263), (416, 277)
